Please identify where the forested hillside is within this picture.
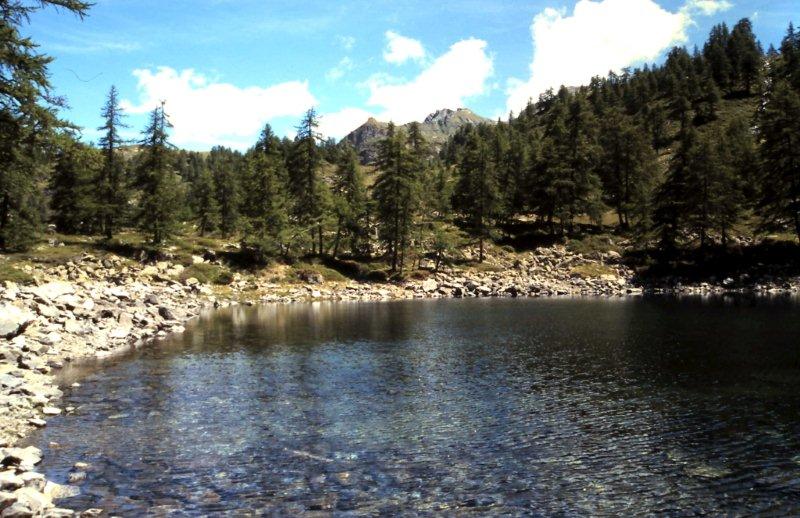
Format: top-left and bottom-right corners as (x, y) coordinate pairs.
(2, 5), (799, 278)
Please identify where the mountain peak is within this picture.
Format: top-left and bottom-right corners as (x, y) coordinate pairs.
(345, 108), (490, 164)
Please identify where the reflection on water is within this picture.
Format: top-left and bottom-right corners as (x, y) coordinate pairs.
(28, 297), (800, 515)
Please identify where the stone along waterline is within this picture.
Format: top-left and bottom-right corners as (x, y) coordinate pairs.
(25, 298), (800, 515)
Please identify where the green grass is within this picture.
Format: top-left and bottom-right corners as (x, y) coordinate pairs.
(566, 234), (621, 256)
(472, 262), (504, 272)
(179, 263), (234, 285)
(570, 263), (616, 278)
(0, 261), (34, 285)
(289, 261), (348, 283)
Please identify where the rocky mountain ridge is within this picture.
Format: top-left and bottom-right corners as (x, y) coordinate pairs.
(344, 108), (491, 164)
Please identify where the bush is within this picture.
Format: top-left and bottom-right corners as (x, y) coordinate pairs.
(365, 269), (390, 282)
(180, 263), (234, 285)
(570, 263), (616, 278)
(0, 262), (34, 285)
(287, 261), (348, 283)
(566, 234), (620, 257)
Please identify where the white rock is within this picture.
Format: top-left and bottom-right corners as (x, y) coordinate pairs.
(41, 407), (61, 416)
(31, 282), (74, 301)
(0, 305), (35, 339)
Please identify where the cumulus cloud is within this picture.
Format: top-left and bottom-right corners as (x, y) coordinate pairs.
(506, 0), (732, 113)
(682, 0), (733, 16)
(326, 57), (354, 82)
(318, 107), (374, 140)
(121, 67), (316, 149)
(318, 37), (493, 139)
(370, 37), (493, 124)
(383, 30), (426, 64)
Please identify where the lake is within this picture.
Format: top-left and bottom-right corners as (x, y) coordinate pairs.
(28, 297), (800, 515)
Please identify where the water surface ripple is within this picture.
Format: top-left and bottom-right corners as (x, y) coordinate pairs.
(29, 297), (800, 515)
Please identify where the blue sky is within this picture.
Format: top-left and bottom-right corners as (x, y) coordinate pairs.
(27, 0), (799, 150)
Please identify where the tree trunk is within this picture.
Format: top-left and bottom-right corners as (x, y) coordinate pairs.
(318, 224), (323, 257)
(332, 219), (342, 259)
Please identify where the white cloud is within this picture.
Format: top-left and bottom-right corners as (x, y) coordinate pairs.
(318, 107), (374, 140)
(369, 37), (493, 124)
(337, 35), (356, 51)
(121, 67), (316, 149)
(682, 0), (733, 16)
(383, 30), (426, 64)
(506, 0), (732, 113)
(326, 57), (354, 82)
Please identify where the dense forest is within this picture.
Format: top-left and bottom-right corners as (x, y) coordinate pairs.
(2, 1), (799, 275)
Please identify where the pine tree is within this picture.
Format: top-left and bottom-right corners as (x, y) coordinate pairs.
(728, 18), (763, 94)
(703, 23), (732, 91)
(135, 103), (182, 245)
(95, 85), (129, 239)
(288, 108), (327, 254)
(190, 165), (219, 236)
(50, 137), (101, 234)
(454, 126), (500, 262)
(239, 127), (292, 259)
(758, 80), (800, 241)
(653, 127), (697, 249)
(373, 123), (415, 272)
(598, 109), (656, 230)
(0, 0), (91, 250)
(331, 143), (368, 258)
(208, 147), (242, 237)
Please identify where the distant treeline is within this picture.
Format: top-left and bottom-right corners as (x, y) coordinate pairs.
(2, 2), (799, 274)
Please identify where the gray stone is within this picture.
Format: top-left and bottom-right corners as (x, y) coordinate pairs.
(1, 502), (33, 518)
(31, 282), (74, 301)
(11, 487), (50, 512)
(0, 306), (35, 340)
(158, 306), (176, 320)
(0, 471), (23, 491)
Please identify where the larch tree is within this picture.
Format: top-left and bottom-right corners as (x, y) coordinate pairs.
(96, 85), (129, 239)
(758, 80), (800, 241)
(331, 143), (368, 258)
(454, 126), (500, 263)
(0, 0), (91, 250)
(135, 102), (182, 245)
(241, 125), (292, 260)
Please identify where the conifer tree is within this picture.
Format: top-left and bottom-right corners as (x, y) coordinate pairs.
(95, 85), (129, 238)
(288, 108), (327, 254)
(190, 165), (219, 236)
(0, 0), (91, 250)
(728, 18), (763, 93)
(50, 138), (101, 234)
(135, 103), (182, 245)
(454, 127), (500, 262)
(331, 144), (368, 258)
(598, 109), (655, 230)
(241, 125), (291, 259)
(653, 128), (697, 249)
(208, 147), (241, 237)
(373, 123), (415, 272)
(758, 80), (800, 241)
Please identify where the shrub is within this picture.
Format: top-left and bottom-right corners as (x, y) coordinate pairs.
(180, 263), (234, 285)
(0, 262), (34, 285)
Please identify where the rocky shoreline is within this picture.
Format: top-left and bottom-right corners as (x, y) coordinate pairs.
(1, 246), (798, 516)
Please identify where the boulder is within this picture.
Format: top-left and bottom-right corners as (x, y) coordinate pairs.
(158, 307), (176, 320)
(31, 282), (74, 301)
(12, 487), (51, 513)
(0, 471), (23, 491)
(0, 306), (35, 340)
(1, 447), (41, 471)
(1, 502), (33, 517)
(421, 279), (438, 293)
